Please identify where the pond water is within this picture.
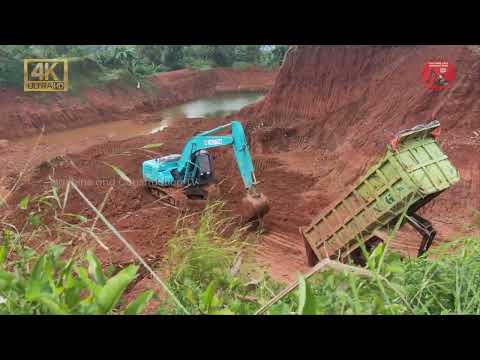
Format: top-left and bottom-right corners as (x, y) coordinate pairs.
(15, 91), (265, 148)
(148, 91), (264, 133)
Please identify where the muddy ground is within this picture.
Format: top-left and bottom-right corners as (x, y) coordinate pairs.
(2, 46), (480, 288)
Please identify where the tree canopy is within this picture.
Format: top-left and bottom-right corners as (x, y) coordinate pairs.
(0, 45), (289, 75)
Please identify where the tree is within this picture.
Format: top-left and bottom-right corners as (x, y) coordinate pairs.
(271, 45), (289, 65)
(163, 45), (185, 70)
(137, 45), (167, 65)
(209, 45), (235, 67)
(243, 45), (262, 63)
(259, 45), (289, 67)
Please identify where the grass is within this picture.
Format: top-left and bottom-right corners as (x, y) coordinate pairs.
(258, 234), (480, 315)
(1, 150), (480, 314)
(160, 201), (281, 315)
(0, 186), (155, 314)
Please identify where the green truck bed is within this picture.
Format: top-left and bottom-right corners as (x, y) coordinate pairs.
(300, 121), (460, 265)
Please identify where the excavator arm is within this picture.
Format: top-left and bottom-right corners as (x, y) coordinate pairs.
(177, 121), (257, 190)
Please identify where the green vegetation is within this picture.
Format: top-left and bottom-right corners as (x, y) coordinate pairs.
(0, 45), (287, 92)
(161, 202), (283, 315)
(0, 45), (287, 87)
(2, 179), (480, 315)
(0, 239), (152, 315)
(0, 48), (24, 88)
(0, 189), (154, 314)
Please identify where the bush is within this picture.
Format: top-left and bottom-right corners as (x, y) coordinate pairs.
(0, 183), (157, 315)
(0, 235), (155, 315)
(185, 58), (214, 71)
(264, 235), (480, 315)
(232, 61), (253, 70)
(0, 53), (24, 88)
(162, 201), (283, 315)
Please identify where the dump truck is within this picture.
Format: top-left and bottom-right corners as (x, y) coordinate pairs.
(300, 120), (460, 266)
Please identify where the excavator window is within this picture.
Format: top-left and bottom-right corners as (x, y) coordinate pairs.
(196, 151), (214, 185)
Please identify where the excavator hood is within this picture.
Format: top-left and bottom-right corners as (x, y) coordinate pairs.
(142, 154), (181, 185)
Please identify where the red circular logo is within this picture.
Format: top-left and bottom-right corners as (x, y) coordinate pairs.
(421, 60), (455, 91)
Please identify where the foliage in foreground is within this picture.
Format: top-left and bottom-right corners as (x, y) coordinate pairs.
(266, 236), (480, 315)
(160, 202), (283, 315)
(2, 188), (480, 315)
(157, 201), (480, 315)
(0, 186), (156, 315)
(0, 236), (153, 315)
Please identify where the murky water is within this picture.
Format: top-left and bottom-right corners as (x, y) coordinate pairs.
(15, 91), (265, 148)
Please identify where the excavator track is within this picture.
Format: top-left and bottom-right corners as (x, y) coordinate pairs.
(146, 182), (208, 208)
(146, 183), (188, 208)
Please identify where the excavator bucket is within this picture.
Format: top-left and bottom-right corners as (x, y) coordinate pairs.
(241, 192), (269, 222)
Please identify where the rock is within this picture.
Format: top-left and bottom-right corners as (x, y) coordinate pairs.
(0, 139), (9, 148)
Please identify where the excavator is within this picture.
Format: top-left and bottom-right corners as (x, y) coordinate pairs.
(142, 120), (269, 221)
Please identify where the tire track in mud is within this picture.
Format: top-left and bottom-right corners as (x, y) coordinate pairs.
(252, 156), (282, 176)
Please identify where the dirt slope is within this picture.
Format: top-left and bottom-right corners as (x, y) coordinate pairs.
(239, 45), (480, 258)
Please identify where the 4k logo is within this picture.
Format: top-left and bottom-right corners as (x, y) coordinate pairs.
(24, 59), (68, 92)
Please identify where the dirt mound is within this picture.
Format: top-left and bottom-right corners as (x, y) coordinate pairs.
(0, 67), (277, 140)
(239, 45), (480, 256)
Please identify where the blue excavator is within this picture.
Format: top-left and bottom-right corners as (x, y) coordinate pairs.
(142, 120), (269, 221)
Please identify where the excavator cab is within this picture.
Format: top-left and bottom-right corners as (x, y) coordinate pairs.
(194, 150), (214, 185)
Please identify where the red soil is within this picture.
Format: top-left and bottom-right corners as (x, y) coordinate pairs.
(239, 45), (480, 267)
(2, 46), (480, 288)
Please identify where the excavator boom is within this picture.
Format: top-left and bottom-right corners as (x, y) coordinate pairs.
(176, 121), (257, 190)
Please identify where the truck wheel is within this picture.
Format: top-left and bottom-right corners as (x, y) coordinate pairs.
(349, 237), (383, 266)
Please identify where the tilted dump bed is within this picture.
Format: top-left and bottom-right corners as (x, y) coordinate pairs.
(300, 121), (460, 265)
